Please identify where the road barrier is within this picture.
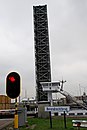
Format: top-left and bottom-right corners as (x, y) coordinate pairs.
(72, 120), (87, 128)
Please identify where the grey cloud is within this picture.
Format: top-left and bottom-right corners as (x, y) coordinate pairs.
(0, 0), (87, 98)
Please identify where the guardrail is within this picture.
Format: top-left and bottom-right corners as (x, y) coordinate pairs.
(72, 120), (87, 129)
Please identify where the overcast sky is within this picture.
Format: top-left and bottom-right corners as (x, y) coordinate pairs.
(0, 0), (87, 100)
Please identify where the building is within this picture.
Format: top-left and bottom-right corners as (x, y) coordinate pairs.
(0, 95), (11, 109)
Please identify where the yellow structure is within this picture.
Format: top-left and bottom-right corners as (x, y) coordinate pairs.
(14, 114), (18, 128)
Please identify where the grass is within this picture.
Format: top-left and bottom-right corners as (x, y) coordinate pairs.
(20, 116), (87, 130)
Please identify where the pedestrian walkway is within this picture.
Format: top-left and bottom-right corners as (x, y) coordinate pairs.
(0, 119), (13, 130)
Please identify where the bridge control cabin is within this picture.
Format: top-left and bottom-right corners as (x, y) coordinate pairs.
(40, 82), (60, 92)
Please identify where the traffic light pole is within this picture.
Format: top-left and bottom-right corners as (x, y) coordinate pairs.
(14, 98), (19, 130)
(6, 71), (20, 129)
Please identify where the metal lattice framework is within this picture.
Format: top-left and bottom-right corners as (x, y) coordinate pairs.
(33, 5), (51, 101)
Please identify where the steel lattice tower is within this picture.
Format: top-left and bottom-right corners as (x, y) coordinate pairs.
(33, 5), (51, 101)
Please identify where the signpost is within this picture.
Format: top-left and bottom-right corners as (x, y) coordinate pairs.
(45, 106), (70, 128)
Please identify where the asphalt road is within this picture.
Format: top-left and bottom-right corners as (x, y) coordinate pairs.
(0, 119), (13, 130)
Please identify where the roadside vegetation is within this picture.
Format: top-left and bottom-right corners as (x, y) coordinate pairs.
(20, 116), (87, 130)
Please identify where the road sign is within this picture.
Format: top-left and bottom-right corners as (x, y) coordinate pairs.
(45, 106), (70, 112)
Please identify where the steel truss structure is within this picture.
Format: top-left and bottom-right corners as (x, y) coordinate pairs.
(33, 5), (51, 101)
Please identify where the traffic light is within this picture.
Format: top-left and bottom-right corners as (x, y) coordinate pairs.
(6, 72), (20, 99)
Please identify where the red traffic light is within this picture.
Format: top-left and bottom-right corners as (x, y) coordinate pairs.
(9, 76), (15, 82)
(6, 72), (20, 99)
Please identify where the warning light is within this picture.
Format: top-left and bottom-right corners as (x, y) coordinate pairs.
(6, 72), (20, 99)
(9, 76), (15, 82)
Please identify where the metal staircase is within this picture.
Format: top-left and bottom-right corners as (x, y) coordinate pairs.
(59, 89), (87, 110)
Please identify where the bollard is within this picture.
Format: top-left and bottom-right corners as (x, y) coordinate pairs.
(14, 114), (18, 129)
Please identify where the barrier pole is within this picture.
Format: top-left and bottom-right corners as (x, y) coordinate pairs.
(64, 111), (66, 129)
(49, 112), (52, 128)
(14, 98), (19, 130)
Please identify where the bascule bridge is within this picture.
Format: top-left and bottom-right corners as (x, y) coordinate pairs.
(33, 5), (51, 101)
